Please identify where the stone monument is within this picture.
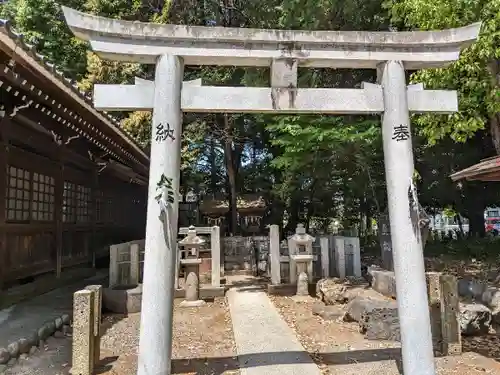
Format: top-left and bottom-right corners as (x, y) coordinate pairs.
(178, 226), (206, 307)
(288, 224), (315, 297)
(62, 8), (480, 375)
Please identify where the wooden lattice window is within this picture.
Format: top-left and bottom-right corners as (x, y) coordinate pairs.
(76, 185), (92, 223)
(63, 182), (77, 223)
(6, 166), (30, 221)
(32, 172), (55, 221)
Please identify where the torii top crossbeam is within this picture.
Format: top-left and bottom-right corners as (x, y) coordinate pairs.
(62, 6), (480, 69)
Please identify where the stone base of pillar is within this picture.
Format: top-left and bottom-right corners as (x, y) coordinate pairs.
(179, 299), (206, 308)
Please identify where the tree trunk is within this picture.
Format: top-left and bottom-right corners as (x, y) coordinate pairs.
(209, 137), (217, 195)
(223, 114), (238, 235)
(467, 208), (486, 237)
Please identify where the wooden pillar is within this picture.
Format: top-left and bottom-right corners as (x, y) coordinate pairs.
(90, 168), (98, 268)
(54, 146), (65, 278)
(0, 112), (10, 290)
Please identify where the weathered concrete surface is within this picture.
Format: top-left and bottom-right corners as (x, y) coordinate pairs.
(227, 282), (321, 375)
(62, 6), (481, 69)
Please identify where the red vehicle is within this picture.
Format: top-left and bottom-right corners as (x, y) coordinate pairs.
(485, 217), (500, 235)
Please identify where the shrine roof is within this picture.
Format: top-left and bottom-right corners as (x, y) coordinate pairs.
(62, 7), (481, 69)
(200, 195), (267, 214)
(0, 18), (149, 179)
(450, 156), (500, 182)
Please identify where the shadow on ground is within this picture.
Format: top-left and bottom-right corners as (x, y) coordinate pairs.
(166, 347), (404, 374)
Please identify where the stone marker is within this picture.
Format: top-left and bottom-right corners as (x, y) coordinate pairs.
(440, 275), (461, 355)
(85, 285), (102, 365)
(296, 272), (309, 297)
(72, 289), (96, 375)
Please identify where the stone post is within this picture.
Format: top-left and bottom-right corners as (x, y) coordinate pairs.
(334, 237), (346, 280)
(211, 225), (221, 287)
(85, 285), (102, 365)
(72, 289), (96, 375)
(130, 243), (140, 286)
(439, 274), (461, 356)
(137, 53), (184, 375)
(426, 272), (442, 353)
(109, 244), (119, 288)
(380, 60), (435, 375)
(269, 225), (281, 285)
(345, 236), (361, 277)
(320, 237), (329, 278)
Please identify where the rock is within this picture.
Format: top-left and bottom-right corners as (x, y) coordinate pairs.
(61, 314), (71, 325)
(367, 267), (397, 299)
(19, 354), (28, 360)
(0, 348), (10, 365)
(7, 342), (19, 358)
(44, 321), (56, 336)
(54, 317), (63, 330)
(316, 277), (367, 305)
(0, 364), (7, 374)
(37, 324), (51, 341)
(29, 347), (38, 355)
(62, 325), (72, 336)
(312, 303), (345, 320)
(27, 331), (38, 348)
(345, 296), (398, 322)
(459, 303), (491, 336)
(53, 331), (65, 339)
(345, 296), (400, 341)
(7, 358), (16, 366)
(481, 287), (500, 324)
(17, 338), (32, 355)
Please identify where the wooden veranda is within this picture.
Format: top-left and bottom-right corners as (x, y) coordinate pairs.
(0, 20), (149, 290)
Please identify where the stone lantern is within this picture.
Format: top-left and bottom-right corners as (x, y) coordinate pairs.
(288, 224), (315, 297)
(178, 225), (206, 307)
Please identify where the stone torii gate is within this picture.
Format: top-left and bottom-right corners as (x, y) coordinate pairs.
(62, 7), (480, 375)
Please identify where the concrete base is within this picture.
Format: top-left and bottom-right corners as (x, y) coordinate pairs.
(174, 285), (225, 299)
(102, 284), (142, 314)
(179, 300), (206, 308)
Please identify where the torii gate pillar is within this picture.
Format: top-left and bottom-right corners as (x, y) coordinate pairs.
(138, 54), (183, 375)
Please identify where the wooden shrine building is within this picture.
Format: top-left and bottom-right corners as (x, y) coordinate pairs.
(0, 21), (149, 290)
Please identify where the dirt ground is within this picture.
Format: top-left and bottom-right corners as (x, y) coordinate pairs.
(4, 298), (238, 375)
(99, 297), (239, 375)
(270, 295), (500, 375)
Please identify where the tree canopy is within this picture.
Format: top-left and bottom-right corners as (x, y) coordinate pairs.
(2, 0), (499, 238)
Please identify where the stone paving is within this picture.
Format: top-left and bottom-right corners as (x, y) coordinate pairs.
(227, 277), (321, 375)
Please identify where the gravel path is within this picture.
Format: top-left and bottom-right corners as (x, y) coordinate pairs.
(99, 298), (239, 375)
(270, 295), (500, 375)
(3, 297), (238, 375)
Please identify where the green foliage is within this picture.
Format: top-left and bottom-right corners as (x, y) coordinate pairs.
(385, 0), (500, 146)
